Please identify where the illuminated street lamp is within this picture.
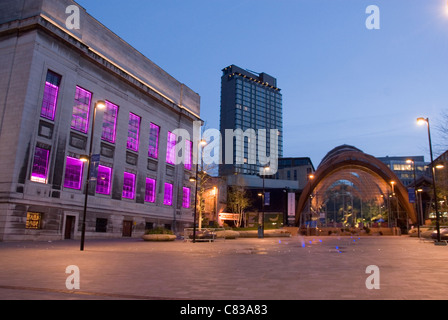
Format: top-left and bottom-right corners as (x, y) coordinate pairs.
(305, 173), (315, 228)
(80, 100), (106, 251)
(191, 139), (207, 243)
(407, 159), (421, 237)
(390, 180), (399, 229)
(212, 186), (218, 223)
(259, 166), (270, 239)
(417, 188), (424, 228)
(417, 117), (442, 243)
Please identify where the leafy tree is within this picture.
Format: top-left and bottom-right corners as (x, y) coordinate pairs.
(227, 186), (251, 228)
(195, 164), (217, 229)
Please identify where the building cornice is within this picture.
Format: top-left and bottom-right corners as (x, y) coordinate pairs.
(0, 14), (202, 123)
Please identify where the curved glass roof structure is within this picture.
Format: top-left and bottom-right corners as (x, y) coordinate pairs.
(296, 145), (417, 225)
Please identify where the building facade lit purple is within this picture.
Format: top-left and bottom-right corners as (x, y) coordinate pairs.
(0, 0), (201, 241)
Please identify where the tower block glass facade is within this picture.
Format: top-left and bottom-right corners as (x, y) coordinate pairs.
(219, 65), (283, 176)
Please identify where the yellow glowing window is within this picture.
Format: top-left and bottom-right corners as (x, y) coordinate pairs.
(26, 212), (42, 229)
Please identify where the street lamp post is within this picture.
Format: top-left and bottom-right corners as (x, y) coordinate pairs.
(407, 159), (421, 238)
(390, 180), (398, 231)
(212, 187), (218, 224)
(191, 139), (207, 243)
(305, 173), (315, 230)
(417, 188), (424, 232)
(258, 166), (270, 239)
(417, 117), (441, 243)
(80, 100), (105, 251)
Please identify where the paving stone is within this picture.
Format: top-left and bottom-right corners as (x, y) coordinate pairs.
(0, 236), (447, 300)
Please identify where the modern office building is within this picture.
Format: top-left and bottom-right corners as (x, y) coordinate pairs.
(276, 157), (315, 190)
(219, 65), (283, 176)
(376, 156), (430, 187)
(0, 0), (200, 241)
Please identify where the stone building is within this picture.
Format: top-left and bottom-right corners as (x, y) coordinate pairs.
(0, 0), (201, 241)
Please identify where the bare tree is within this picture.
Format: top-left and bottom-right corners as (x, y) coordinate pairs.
(435, 109), (448, 223)
(435, 109), (448, 156)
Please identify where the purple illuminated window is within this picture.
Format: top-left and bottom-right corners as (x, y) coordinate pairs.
(127, 113), (141, 151)
(145, 178), (156, 203)
(182, 187), (191, 208)
(40, 71), (61, 121)
(96, 165), (112, 195)
(185, 140), (193, 170)
(71, 87), (92, 133)
(166, 131), (177, 165)
(148, 123), (160, 159)
(122, 172), (136, 200)
(101, 101), (119, 143)
(30, 147), (50, 184)
(164, 183), (173, 206)
(64, 157), (84, 190)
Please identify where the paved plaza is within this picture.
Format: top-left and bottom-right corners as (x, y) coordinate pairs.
(0, 235), (447, 300)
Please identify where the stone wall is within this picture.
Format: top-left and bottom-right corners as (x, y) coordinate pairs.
(0, 0), (200, 241)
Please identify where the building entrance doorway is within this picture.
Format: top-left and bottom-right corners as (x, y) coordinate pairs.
(123, 220), (133, 237)
(64, 216), (76, 240)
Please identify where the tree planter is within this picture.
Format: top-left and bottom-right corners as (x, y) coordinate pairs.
(216, 230), (240, 239)
(142, 234), (177, 242)
(238, 229), (292, 238)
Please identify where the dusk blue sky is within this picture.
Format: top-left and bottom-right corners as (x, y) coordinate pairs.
(76, 0), (448, 167)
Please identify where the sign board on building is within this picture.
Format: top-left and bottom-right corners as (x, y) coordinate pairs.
(408, 188), (416, 204)
(219, 213), (240, 221)
(89, 154), (101, 181)
(288, 193), (296, 217)
(265, 192), (270, 206)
